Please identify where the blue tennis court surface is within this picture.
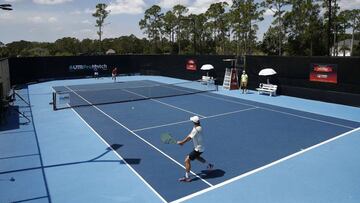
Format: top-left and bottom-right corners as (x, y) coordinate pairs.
(1, 76), (360, 203)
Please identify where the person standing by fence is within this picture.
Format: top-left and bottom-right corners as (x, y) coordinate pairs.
(240, 70), (248, 94)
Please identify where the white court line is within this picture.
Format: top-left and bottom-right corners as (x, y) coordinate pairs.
(171, 127), (360, 203)
(204, 107), (258, 119)
(68, 106), (168, 203)
(160, 83), (354, 129)
(121, 88), (206, 118)
(54, 88), (167, 201)
(163, 84), (257, 109)
(63, 82), (357, 202)
(133, 107), (258, 132)
(64, 86), (214, 188)
(198, 92), (356, 130)
(259, 107), (355, 129)
(199, 92), (258, 108)
(133, 120), (191, 132)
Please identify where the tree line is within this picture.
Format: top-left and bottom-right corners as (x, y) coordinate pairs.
(1, 0), (359, 58)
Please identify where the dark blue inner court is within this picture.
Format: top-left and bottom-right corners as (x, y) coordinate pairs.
(52, 80), (360, 202)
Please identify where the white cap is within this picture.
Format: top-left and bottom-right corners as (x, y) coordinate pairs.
(190, 116), (200, 123)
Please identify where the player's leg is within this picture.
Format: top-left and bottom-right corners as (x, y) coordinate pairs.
(196, 155), (214, 170)
(179, 155), (192, 182)
(180, 150), (198, 182)
(185, 155), (191, 173)
(196, 156), (206, 163)
(193, 150), (214, 170)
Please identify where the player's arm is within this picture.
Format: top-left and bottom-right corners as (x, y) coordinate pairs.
(177, 136), (191, 146)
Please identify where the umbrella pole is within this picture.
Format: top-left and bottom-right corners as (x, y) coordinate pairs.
(267, 78), (269, 84)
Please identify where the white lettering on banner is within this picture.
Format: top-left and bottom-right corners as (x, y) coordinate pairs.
(69, 64), (108, 71)
(316, 74), (328, 79)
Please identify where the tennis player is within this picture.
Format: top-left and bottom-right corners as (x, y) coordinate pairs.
(177, 116), (213, 182)
(94, 68), (99, 79)
(112, 67), (117, 82)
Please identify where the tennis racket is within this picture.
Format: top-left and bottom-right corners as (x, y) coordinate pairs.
(161, 133), (177, 144)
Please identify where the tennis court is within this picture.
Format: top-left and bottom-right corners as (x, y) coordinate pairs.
(53, 78), (360, 202)
(1, 76), (360, 203)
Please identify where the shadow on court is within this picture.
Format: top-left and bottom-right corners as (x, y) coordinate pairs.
(109, 144), (141, 165)
(109, 144), (122, 150)
(0, 144), (141, 176)
(0, 106), (20, 131)
(192, 169), (226, 182)
(242, 91), (255, 95)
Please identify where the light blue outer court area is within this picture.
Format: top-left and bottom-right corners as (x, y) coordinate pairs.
(0, 75), (359, 203)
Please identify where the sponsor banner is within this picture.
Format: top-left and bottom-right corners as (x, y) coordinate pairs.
(186, 59), (197, 71)
(310, 64), (337, 84)
(69, 64), (108, 72)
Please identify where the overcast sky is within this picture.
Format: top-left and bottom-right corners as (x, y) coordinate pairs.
(1, 0), (359, 44)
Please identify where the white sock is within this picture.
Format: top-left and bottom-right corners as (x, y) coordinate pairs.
(185, 172), (189, 178)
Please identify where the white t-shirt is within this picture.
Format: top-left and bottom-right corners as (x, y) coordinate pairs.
(189, 126), (204, 152)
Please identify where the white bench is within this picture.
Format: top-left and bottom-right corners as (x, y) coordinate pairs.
(201, 76), (215, 85)
(256, 83), (277, 96)
(202, 76), (213, 81)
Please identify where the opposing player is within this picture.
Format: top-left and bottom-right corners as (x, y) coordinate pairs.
(112, 67), (118, 82)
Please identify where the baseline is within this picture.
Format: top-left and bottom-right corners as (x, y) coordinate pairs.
(171, 127), (360, 203)
(151, 83), (356, 130)
(199, 92), (357, 129)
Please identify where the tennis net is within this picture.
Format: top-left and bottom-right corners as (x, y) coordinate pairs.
(52, 80), (217, 110)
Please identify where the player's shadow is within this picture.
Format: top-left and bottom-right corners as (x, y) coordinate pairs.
(109, 144), (122, 150)
(103, 144), (141, 165)
(192, 169), (225, 181)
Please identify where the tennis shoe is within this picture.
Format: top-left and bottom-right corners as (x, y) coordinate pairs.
(178, 177), (192, 182)
(207, 163), (214, 170)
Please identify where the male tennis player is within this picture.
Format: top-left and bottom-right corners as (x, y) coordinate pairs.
(94, 68), (99, 79)
(112, 67), (118, 82)
(177, 116), (213, 182)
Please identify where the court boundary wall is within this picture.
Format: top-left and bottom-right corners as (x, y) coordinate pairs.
(6, 55), (360, 107)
